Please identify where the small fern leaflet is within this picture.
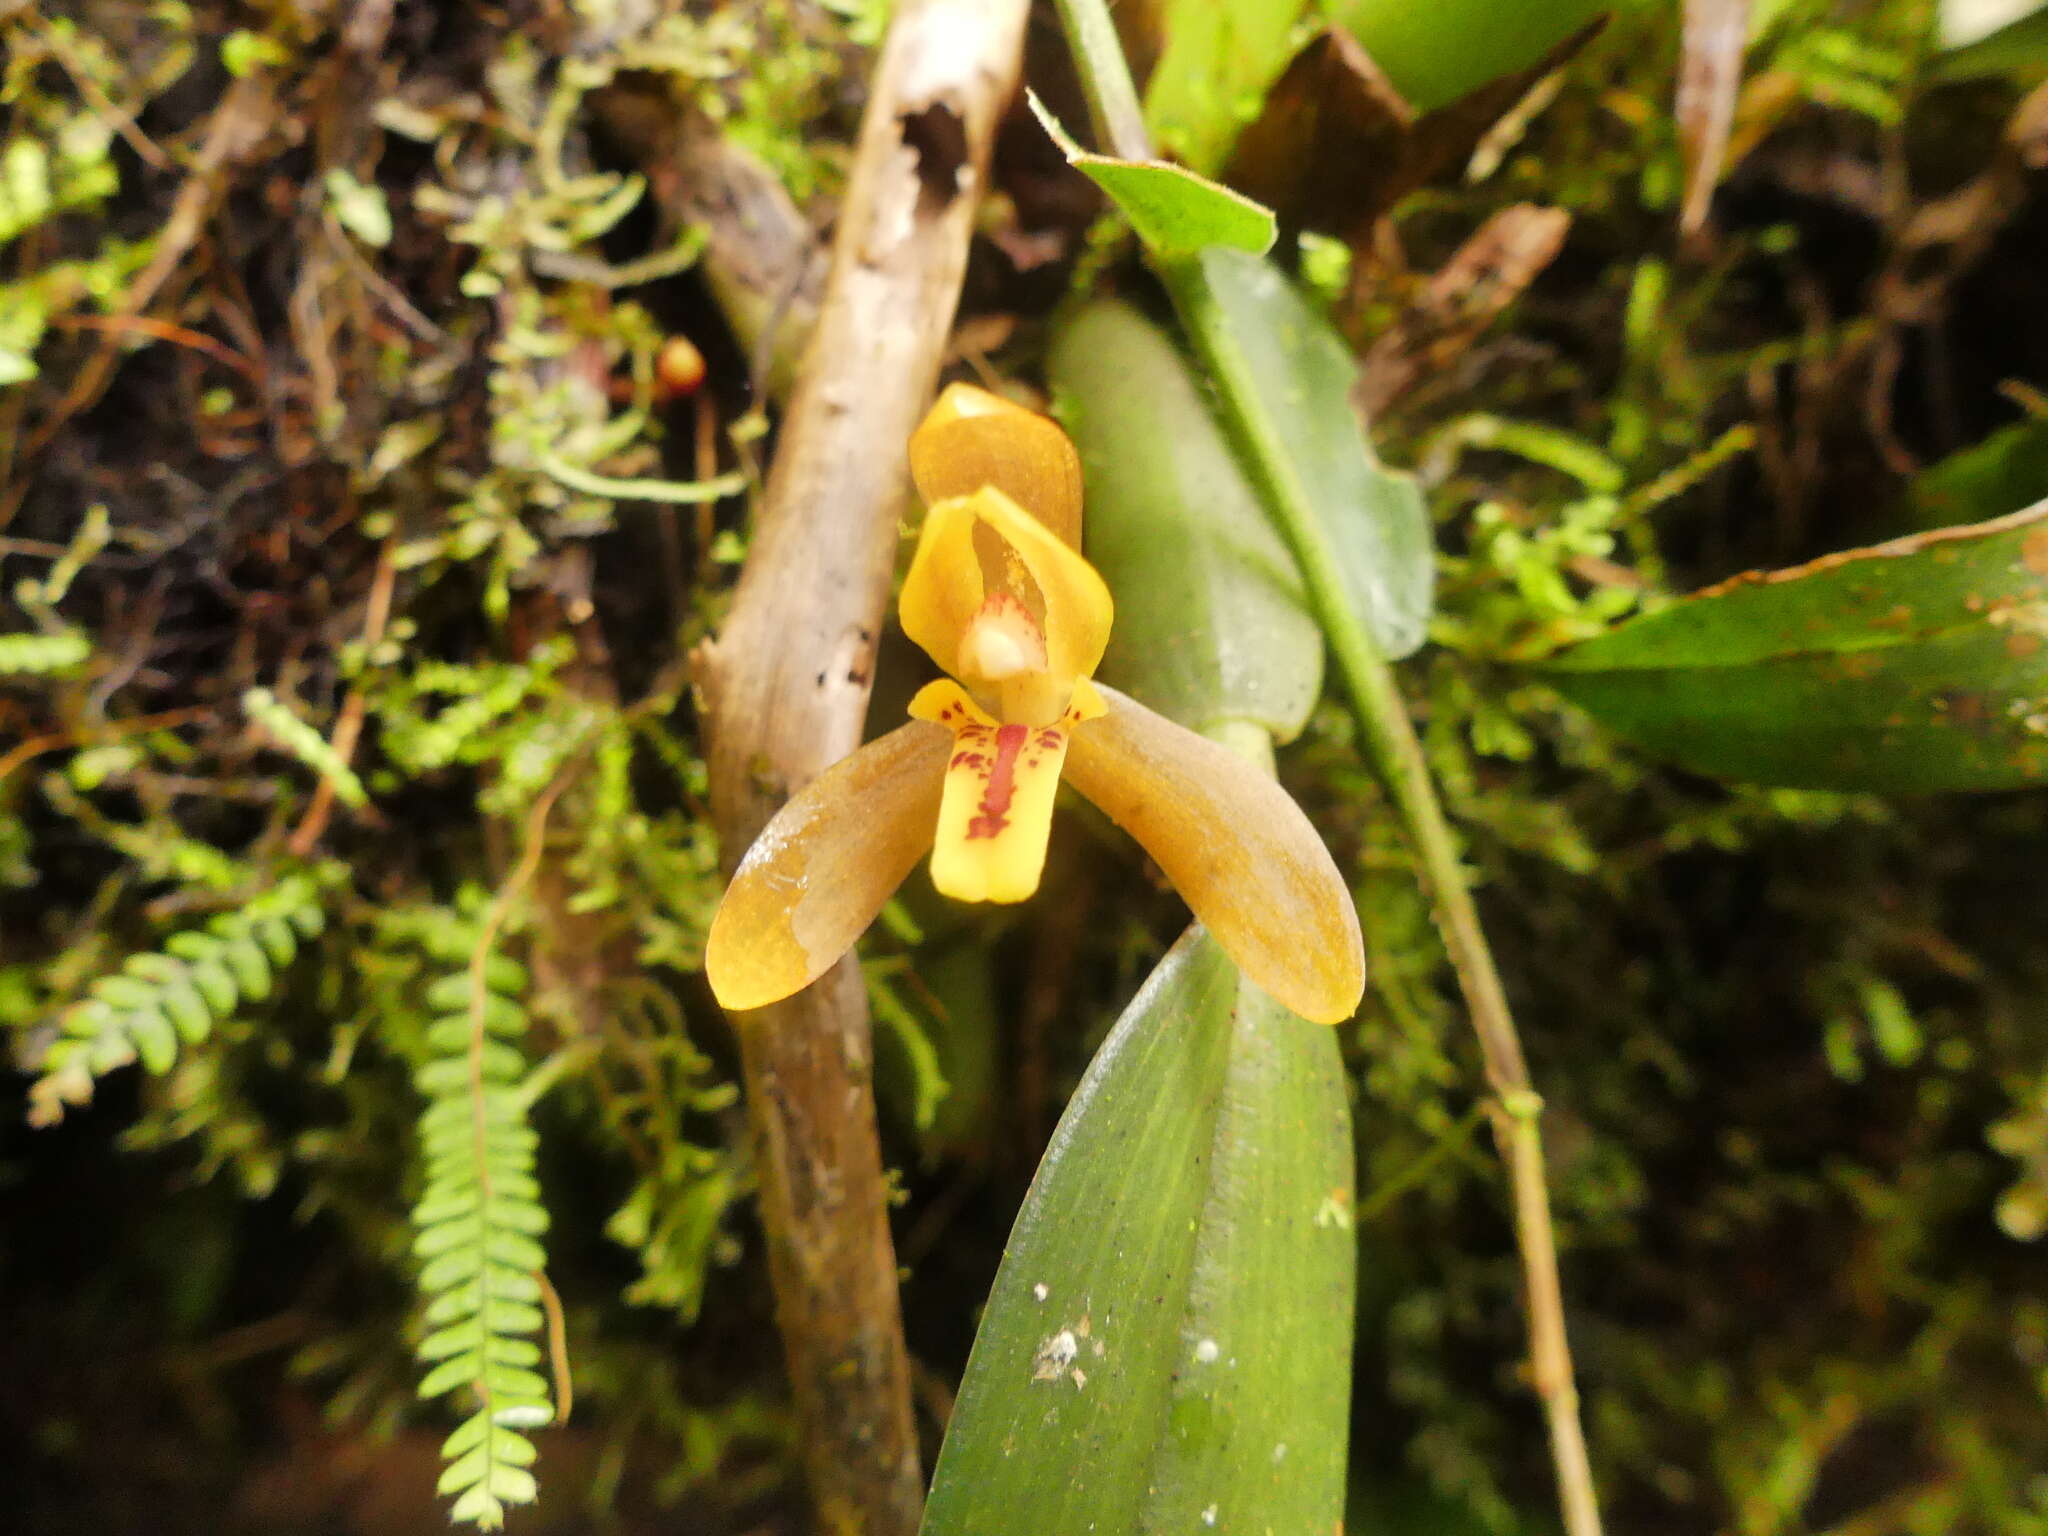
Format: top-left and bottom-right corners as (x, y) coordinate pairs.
(30, 874), (327, 1125)
(0, 630), (91, 675)
(243, 687), (370, 807)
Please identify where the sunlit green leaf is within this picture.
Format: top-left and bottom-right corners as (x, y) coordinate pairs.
(1028, 92), (1275, 258)
(447, 1484), (503, 1526)
(1050, 298), (1324, 741)
(126, 1006), (177, 1074)
(1547, 501), (2048, 791)
(483, 1336), (543, 1367)
(442, 1413), (495, 1460)
(1178, 247), (1437, 660)
(490, 1399), (553, 1429)
(921, 930), (1354, 1536)
(485, 1464), (538, 1503)
(421, 1319), (486, 1360)
(1325, 0), (1609, 111)
(419, 1352), (484, 1399)
(1142, 0), (1311, 172)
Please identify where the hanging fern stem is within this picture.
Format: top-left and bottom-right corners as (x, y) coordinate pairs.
(465, 767), (577, 1233)
(535, 1267), (574, 1424)
(413, 764), (581, 1528)
(464, 767), (570, 1369)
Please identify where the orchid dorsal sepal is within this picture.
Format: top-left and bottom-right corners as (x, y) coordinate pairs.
(909, 383), (1084, 550)
(704, 384), (1365, 1026)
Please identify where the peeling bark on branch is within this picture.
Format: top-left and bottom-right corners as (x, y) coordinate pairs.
(694, 4), (1030, 1533)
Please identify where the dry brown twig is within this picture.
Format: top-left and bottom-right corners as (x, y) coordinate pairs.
(1353, 203), (1572, 420)
(286, 538), (396, 858)
(15, 70), (277, 480)
(693, 4), (1030, 1533)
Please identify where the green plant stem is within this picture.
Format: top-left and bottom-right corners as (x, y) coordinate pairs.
(1049, 3), (1603, 1523)
(536, 451), (746, 504)
(1162, 255), (1603, 1536)
(1355, 1102), (1489, 1223)
(1051, 0), (1150, 160)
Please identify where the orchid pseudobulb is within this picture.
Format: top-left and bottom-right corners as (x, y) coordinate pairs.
(705, 384), (1364, 1023)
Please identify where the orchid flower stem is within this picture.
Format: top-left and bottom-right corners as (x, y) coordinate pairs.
(1051, 0), (1150, 162)
(1043, 1), (1601, 1522)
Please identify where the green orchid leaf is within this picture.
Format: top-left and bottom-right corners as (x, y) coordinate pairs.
(1142, 0), (1312, 173)
(1934, 0), (2048, 79)
(1049, 298), (1324, 741)
(920, 929), (1355, 1536)
(1325, 0), (1609, 111)
(1547, 501), (2048, 792)
(1181, 247), (1437, 661)
(1027, 92), (1275, 258)
(1907, 416), (2048, 530)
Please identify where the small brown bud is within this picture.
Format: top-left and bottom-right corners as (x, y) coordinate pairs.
(655, 335), (706, 399)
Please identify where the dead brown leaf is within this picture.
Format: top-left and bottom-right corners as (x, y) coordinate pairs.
(1677, 0), (1752, 237)
(1221, 20), (1603, 245)
(1354, 203), (1571, 419)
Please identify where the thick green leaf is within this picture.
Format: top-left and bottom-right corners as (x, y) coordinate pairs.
(1325, 0), (1610, 111)
(1049, 298), (1324, 741)
(920, 929), (1355, 1536)
(1183, 247), (1437, 660)
(1934, 0), (2048, 78)
(1028, 92), (1275, 258)
(1547, 502), (2048, 791)
(1907, 416), (2048, 530)
(1142, 0), (1312, 173)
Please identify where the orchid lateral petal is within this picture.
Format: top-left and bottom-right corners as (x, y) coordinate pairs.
(900, 486), (1114, 703)
(705, 720), (950, 1011)
(897, 492), (986, 690)
(910, 383), (1084, 549)
(908, 678), (1106, 904)
(1063, 682), (1364, 1024)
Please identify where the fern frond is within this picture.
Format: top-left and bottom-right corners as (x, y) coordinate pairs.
(410, 941), (553, 1529)
(29, 874), (327, 1125)
(0, 630), (91, 675)
(379, 651), (554, 774)
(243, 687), (370, 807)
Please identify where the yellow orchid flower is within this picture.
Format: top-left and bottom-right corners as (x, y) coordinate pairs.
(705, 385), (1365, 1023)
